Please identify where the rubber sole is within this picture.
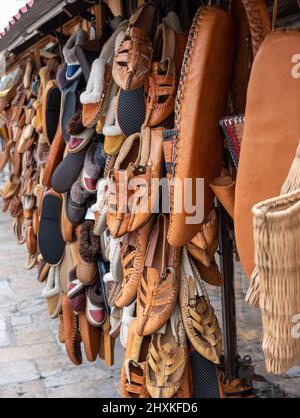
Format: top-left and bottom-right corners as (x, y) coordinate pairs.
(38, 194), (65, 266)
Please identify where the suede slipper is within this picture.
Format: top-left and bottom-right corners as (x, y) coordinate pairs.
(67, 266), (86, 299)
(66, 104), (84, 136)
(60, 244), (74, 294)
(51, 147), (87, 194)
(103, 96), (126, 156)
(36, 134), (50, 166)
(81, 142), (103, 193)
(91, 178), (108, 236)
(78, 310), (101, 362)
(86, 279), (106, 327)
(42, 266), (62, 319)
(38, 190), (65, 266)
(79, 220), (100, 262)
(67, 128), (94, 154)
(66, 186), (92, 226)
(63, 29), (88, 81)
(62, 294), (82, 366)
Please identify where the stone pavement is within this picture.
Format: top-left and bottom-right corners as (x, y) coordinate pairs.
(0, 205), (122, 398)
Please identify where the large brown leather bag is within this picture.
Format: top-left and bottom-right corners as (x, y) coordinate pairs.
(235, 29), (300, 278)
(167, 6), (234, 247)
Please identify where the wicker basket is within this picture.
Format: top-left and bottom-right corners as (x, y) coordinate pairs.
(253, 189), (300, 374)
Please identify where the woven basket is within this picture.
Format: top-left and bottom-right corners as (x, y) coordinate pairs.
(253, 189), (300, 374)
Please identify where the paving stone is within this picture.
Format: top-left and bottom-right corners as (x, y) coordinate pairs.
(10, 315), (32, 327)
(0, 342), (61, 363)
(46, 378), (119, 398)
(0, 315), (13, 347)
(0, 380), (46, 398)
(0, 280), (13, 296)
(0, 360), (40, 385)
(43, 365), (111, 388)
(15, 330), (54, 347)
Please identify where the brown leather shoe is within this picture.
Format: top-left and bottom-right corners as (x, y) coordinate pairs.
(115, 216), (156, 308)
(146, 311), (187, 398)
(106, 127), (164, 238)
(113, 2), (157, 91)
(136, 215), (179, 336)
(62, 295), (82, 365)
(78, 311), (101, 363)
(179, 247), (222, 364)
(187, 209), (218, 267)
(121, 319), (150, 398)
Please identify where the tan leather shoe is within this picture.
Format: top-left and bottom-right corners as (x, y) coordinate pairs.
(78, 311), (101, 363)
(112, 3), (157, 91)
(195, 257), (224, 287)
(121, 319), (150, 398)
(210, 176), (235, 219)
(106, 127), (164, 238)
(115, 217), (156, 308)
(187, 209), (218, 267)
(77, 258), (97, 286)
(146, 311), (187, 398)
(179, 247), (222, 364)
(136, 215), (179, 336)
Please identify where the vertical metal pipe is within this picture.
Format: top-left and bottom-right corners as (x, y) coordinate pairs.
(218, 204), (238, 381)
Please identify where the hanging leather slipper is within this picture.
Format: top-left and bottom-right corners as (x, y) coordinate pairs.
(146, 309), (187, 398)
(179, 247), (222, 364)
(116, 217), (155, 308)
(38, 189), (65, 266)
(78, 311), (101, 363)
(42, 265), (63, 319)
(136, 215), (179, 336)
(62, 294), (82, 366)
(43, 80), (61, 145)
(116, 86), (146, 137)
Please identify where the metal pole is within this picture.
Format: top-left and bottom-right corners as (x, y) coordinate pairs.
(218, 203), (238, 381)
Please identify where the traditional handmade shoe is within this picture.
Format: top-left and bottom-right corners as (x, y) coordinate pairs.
(66, 104), (84, 135)
(115, 217), (155, 308)
(106, 127), (164, 238)
(103, 96), (126, 156)
(210, 175), (235, 219)
(38, 189), (65, 266)
(67, 129), (94, 154)
(67, 266), (86, 299)
(42, 123), (65, 188)
(179, 247), (222, 364)
(117, 298), (135, 347)
(195, 257), (224, 287)
(62, 294), (82, 365)
(77, 257), (97, 286)
(146, 310), (187, 398)
(63, 29), (88, 81)
(37, 258), (50, 283)
(80, 21), (128, 128)
(136, 215), (179, 336)
(86, 279), (106, 327)
(121, 319), (150, 398)
(42, 266), (63, 319)
(42, 80), (61, 145)
(144, 21), (178, 127)
(78, 310), (101, 363)
(187, 209), (218, 268)
(0, 140), (13, 171)
(81, 142), (103, 193)
(91, 178), (108, 236)
(113, 2), (157, 91)
(36, 134), (50, 167)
